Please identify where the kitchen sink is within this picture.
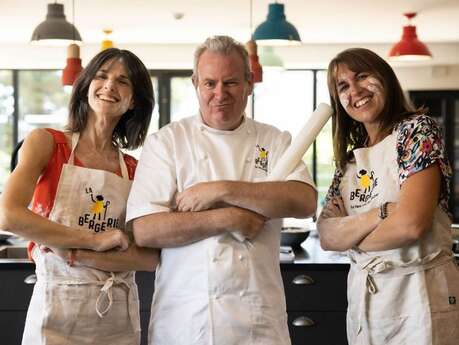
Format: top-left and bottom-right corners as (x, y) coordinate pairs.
(0, 246), (29, 259)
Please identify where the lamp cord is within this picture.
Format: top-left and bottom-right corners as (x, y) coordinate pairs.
(72, 0), (75, 42)
(250, 0), (253, 39)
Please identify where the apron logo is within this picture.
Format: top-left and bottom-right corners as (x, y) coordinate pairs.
(350, 169), (379, 208)
(449, 296), (456, 305)
(254, 144), (269, 173)
(77, 187), (120, 232)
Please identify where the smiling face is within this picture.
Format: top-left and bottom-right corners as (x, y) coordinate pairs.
(193, 50), (253, 131)
(87, 58), (134, 119)
(335, 63), (385, 130)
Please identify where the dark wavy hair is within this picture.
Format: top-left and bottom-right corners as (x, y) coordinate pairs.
(68, 48), (154, 149)
(327, 48), (425, 170)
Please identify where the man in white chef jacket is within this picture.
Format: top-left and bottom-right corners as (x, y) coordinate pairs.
(127, 35), (317, 345)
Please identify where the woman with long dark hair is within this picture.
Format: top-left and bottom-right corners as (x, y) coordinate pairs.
(317, 48), (459, 344)
(0, 48), (159, 345)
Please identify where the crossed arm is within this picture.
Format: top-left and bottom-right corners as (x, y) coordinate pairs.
(133, 180), (317, 248)
(317, 164), (441, 252)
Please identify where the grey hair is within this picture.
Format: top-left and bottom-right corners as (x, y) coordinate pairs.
(192, 35), (251, 82)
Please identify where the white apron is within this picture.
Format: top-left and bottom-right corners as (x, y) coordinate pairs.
(22, 132), (141, 345)
(340, 132), (459, 345)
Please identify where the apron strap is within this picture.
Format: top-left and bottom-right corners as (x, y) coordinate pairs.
(68, 132), (129, 180)
(68, 132), (80, 165)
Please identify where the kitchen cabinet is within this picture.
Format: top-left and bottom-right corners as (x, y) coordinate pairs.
(282, 264), (349, 345)
(0, 263), (35, 345)
(0, 262), (349, 345)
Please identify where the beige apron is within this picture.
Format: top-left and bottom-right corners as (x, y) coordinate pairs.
(340, 132), (459, 345)
(22, 132), (140, 345)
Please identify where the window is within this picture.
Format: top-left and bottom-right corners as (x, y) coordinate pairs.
(18, 70), (71, 141)
(253, 69), (333, 210)
(0, 71), (14, 190)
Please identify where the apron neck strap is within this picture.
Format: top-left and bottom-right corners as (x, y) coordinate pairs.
(68, 132), (129, 180)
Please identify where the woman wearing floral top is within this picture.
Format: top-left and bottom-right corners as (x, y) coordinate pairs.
(317, 48), (459, 345)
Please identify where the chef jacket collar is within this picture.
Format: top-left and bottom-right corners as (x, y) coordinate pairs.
(197, 112), (252, 135)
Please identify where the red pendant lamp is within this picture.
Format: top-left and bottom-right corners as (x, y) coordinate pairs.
(389, 12), (432, 61)
(62, 43), (83, 86)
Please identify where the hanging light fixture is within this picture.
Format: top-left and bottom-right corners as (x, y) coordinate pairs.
(31, 2), (82, 46)
(101, 29), (114, 51)
(246, 0), (263, 83)
(389, 12), (432, 61)
(62, 43), (83, 86)
(259, 46), (284, 70)
(253, 2), (301, 46)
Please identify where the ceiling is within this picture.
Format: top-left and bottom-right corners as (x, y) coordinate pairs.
(1, 0), (458, 45)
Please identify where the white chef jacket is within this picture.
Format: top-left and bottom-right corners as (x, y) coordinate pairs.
(127, 114), (315, 345)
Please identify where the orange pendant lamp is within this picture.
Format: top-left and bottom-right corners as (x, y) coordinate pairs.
(101, 29), (114, 51)
(389, 12), (432, 61)
(62, 43), (83, 86)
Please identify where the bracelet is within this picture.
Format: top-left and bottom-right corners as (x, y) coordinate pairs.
(67, 249), (76, 267)
(379, 202), (389, 220)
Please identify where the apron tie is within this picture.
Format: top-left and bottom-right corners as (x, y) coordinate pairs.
(95, 272), (130, 318)
(57, 272), (139, 332)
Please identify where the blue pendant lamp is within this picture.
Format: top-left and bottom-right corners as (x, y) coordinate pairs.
(31, 2), (82, 46)
(253, 2), (301, 46)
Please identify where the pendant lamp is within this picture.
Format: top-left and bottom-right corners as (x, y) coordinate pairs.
(62, 43), (83, 86)
(101, 29), (114, 51)
(31, 2), (82, 46)
(259, 46), (284, 70)
(389, 12), (432, 61)
(246, 40), (263, 83)
(246, 0), (263, 83)
(253, 2), (301, 46)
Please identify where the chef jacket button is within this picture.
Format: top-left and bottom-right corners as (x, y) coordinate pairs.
(211, 257), (217, 263)
(238, 254), (244, 261)
(203, 154), (208, 160)
(247, 130), (251, 134)
(239, 291), (245, 297)
(200, 126), (205, 131)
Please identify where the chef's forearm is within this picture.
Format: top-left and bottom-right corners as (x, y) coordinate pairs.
(219, 180), (316, 218)
(132, 209), (234, 248)
(74, 245), (159, 272)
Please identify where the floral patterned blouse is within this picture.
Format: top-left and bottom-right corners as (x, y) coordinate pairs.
(325, 114), (452, 219)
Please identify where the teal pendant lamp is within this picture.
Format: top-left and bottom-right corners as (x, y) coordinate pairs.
(31, 2), (82, 46)
(253, 2), (301, 46)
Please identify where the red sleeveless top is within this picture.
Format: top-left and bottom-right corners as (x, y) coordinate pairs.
(29, 128), (137, 257)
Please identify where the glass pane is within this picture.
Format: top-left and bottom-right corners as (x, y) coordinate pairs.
(123, 76), (159, 159)
(148, 76), (160, 135)
(18, 70), (71, 140)
(170, 76), (199, 122)
(253, 70), (314, 172)
(0, 71), (14, 191)
(315, 70), (334, 210)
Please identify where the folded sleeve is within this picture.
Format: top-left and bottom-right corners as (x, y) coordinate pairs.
(126, 131), (177, 223)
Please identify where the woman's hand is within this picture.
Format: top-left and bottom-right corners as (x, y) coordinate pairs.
(91, 229), (129, 252)
(320, 197), (348, 219)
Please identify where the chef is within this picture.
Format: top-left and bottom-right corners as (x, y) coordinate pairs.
(127, 35), (317, 345)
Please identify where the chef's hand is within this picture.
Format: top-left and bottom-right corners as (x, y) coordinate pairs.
(91, 229), (129, 252)
(320, 197), (347, 219)
(176, 182), (225, 212)
(228, 207), (266, 240)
